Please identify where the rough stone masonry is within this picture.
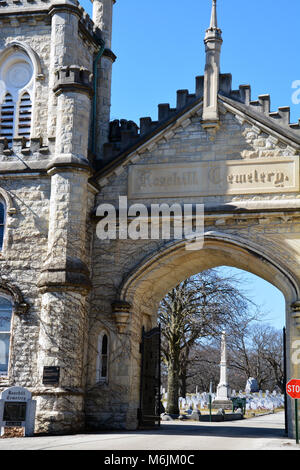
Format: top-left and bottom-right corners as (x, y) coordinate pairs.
(0, 0), (299, 439)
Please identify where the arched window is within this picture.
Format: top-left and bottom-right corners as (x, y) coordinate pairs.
(96, 332), (109, 383)
(17, 92), (32, 140)
(0, 200), (5, 251)
(0, 93), (14, 146)
(0, 295), (13, 376)
(0, 48), (34, 146)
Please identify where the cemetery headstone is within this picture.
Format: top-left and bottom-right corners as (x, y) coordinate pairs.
(245, 377), (259, 393)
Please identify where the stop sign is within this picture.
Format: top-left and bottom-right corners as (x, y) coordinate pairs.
(286, 379), (300, 399)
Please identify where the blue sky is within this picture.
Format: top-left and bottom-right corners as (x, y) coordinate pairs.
(81, 0), (300, 125)
(216, 267), (285, 330)
(80, 0), (291, 330)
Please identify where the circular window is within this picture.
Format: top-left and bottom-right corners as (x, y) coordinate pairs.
(4, 61), (32, 89)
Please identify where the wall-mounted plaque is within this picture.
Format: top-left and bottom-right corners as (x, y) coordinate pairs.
(42, 366), (60, 386)
(3, 402), (27, 423)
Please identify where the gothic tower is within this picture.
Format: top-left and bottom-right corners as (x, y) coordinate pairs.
(0, 0), (115, 434)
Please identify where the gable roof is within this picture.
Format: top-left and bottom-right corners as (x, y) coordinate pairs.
(219, 94), (300, 147)
(92, 78), (300, 186)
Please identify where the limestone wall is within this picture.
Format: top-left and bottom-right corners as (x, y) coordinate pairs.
(0, 0), (99, 435)
(0, 177), (50, 392)
(87, 107), (300, 431)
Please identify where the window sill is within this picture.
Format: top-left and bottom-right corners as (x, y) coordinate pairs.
(0, 376), (9, 387)
(95, 379), (109, 386)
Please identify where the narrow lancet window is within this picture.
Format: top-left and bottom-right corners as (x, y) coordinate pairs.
(0, 93), (14, 146)
(18, 92), (32, 140)
(0, 201), (5, 250)
(0, 296), (13, 376)
(96, 333), (109, 382)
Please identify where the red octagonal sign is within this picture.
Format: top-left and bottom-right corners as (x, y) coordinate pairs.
(286, 379), (300, 399)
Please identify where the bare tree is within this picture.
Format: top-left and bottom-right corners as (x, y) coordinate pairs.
(189, 322), (284, 394)
(229, 323), (284, 391)
(158, 269), (255, 415)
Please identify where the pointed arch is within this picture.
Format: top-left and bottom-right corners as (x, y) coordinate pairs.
(17, 91), (32, 139)
(0, 187), (16, 216)
(0, 280), (29, 315)
(0, 187), (15, 252)
(119, 231), (300, 317)
(0, 42), (38, 143)
(0, 41), (43, 80)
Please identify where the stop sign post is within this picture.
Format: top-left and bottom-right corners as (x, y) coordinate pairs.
(286, 379), (300, 444)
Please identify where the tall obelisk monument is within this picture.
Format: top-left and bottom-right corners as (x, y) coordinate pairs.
(212, 331), (232, 409)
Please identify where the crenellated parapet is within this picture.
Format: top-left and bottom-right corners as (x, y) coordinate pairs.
(103, 120), (139, 160)
(77, 3), (104, 45)
(0, 0), (104, 48)
(212, 73), (300, 134)
(0, 136), (50, 155)
(53, 65), (93, 97)
(0, 0), (51, 10)
(103, 70), (300, 161)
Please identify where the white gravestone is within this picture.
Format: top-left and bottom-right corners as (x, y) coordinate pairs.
(0, 386), (36, 437)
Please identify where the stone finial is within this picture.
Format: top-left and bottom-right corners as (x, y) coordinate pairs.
(111, 300), (131, 333)
(206, 0), (222, 39)
(202, 0), (223, 128)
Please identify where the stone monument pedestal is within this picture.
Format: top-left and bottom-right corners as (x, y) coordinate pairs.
(211, 400), (232, 411)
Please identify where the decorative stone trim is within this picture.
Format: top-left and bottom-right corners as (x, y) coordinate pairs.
(102, 48), (117, 62)
(38, 256), (92, 294)
(0, 281), (29, 314)
(0, 187), (16, 215)
(292, 301), (300, 311)
(291, 300), (300, 329)
(48, 3), (81, 19)
(53, 65), (93, 98)
(0, 41), (44, 80)
(111, 300), (131, 333)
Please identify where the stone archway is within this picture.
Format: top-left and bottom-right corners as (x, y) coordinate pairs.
(118, 232), (300, 438)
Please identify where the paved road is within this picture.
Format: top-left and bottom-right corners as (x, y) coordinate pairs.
(0, 412), (299, 450)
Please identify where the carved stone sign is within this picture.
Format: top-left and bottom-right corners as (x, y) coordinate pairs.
(0, 386), (36, 436)
(128, 157), (299, 198)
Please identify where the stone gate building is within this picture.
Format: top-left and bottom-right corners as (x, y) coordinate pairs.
(0, 0), (300, 437)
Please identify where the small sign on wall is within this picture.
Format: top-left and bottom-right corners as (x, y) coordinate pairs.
(42, 366), (60, 386)
(0, 386), (36, 437)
